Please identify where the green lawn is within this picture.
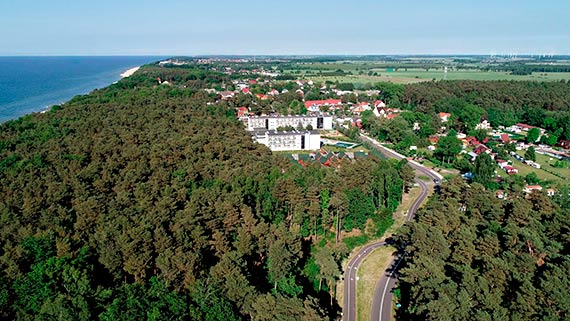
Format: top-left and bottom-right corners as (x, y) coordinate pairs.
(514, 151), (570, 180)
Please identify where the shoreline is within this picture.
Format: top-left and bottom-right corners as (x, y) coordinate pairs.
(120, 66), (140, 78)
(1, 65), (144, 123)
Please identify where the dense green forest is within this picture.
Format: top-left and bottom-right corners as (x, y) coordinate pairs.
(0, 64), (407, 320)
(395, 179), (570, 320)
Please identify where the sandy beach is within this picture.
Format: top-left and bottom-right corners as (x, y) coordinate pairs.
(120, 66), (140, 78)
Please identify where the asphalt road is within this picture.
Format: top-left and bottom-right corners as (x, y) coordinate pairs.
(342, 135), (441, 321)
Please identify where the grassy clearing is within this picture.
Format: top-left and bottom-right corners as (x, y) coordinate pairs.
(524, 151), (570, 179)
(356, 246), (395, 321)
(510, 151), (565, 182)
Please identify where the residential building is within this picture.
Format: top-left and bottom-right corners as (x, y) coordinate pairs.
(252, 130), (321, 151)
(439, 112), (451, 123)
(524, 185), (543, 193)
(304, 99), (343, 112)
(514, 123), (545, 134)
(236, 107), (249, 118)
(475, 120), (492, 130)
(247, 115), (333, 131)
(504, 165), (518, 175)
(557, 140), (570, 150)
(474, 144), (491, 155)
(546, 188), (557, 197)
(220, 91), (235, 99)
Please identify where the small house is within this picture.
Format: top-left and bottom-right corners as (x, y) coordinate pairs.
(524, 185), (543, 193)
(504, 165), (518, 175)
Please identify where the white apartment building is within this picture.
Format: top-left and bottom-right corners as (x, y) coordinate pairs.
(247, 115), (333, 131)
(253, 130), (321, 151)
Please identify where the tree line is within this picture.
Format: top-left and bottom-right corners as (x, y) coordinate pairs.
(0, 64), (410, 320)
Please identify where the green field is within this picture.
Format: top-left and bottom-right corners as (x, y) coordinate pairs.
(379, 70), (570, 82)
(304, 70), (570, 85)
(290, 61), (570, 84)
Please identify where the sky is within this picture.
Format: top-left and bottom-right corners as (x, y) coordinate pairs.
(1, 0), (569, 56)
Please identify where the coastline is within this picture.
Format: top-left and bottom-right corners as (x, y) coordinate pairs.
(121, 66), (140, 78)
(0, 62), (146, 124)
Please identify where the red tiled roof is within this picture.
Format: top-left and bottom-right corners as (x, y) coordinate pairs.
(304, 99), (342, 109)
(516, 123), (535, 129)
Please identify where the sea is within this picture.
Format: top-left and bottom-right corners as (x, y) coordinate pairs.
(0, 56), (166, 123)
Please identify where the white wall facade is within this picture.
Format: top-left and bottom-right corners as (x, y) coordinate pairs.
(247, 116), (332, 131)
(253, 131), (321, 151)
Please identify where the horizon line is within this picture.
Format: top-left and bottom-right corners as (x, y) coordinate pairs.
(0, 53), (568, 58)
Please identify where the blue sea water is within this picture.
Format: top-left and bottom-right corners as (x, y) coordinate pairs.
(0, 56), (165, 123)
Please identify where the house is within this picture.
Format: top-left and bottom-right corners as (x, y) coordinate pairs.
(373, 100), (386, 109)
(295, 89), (305, 97)
(429, 135), (440, 144)
(248, 79), (257, 85)
(236, 107), (249, 118)
(475, 120), (492, 130)
(351, 102), (372, 114)
(386, 113), (398, 120)
(467, 152), (479, 161)
(514, 123), (545, 134)
(496, 190), (506, 199)
(353, 119), (363, 129)
(255, 94), (269, 100)
(557, 140), (570, 150)
(546, 188), (557, 197)
(474, 144), (491, 155)
(304, 99), (343, 112)
(220, 91), (235, 99)
(499, 133), (510, 144)
(496, 159), (509, 168)
(464, 136), (480, 147)
(439, 112), (451, 123)
(241, 87), (251, 94)
(524, 185), (543, 193)
(296, 80), (313, 87)
(427, 145), (436, 151)
(504, 165), (518, 175)
(268, 89), (280, 96)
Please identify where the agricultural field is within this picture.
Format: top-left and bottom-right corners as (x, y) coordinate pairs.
(284, 59), (570, 84)
(302, 69), (570, 85)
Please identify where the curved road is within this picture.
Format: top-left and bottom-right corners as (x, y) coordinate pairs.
(342, 134), (442, 321)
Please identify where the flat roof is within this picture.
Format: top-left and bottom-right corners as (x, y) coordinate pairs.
(249, 115), (332, 119)
(252, 130), (320, 136)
